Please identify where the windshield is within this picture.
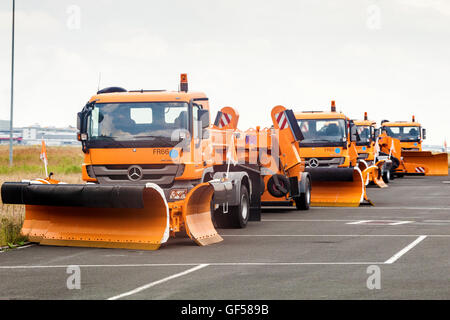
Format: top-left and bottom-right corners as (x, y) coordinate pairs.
(297, 118), (347, 145)
(87, 102), (189, 147)
(382, 126), (421, 141)
(356, 125), (372, 144)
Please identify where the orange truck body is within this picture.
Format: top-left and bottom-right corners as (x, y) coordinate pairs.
(381, 117), (448, 176)
(0, 75), (270, 250)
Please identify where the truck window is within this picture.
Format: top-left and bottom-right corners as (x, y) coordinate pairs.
(87, 102), (190, 147)
(130, 108), (153, 124)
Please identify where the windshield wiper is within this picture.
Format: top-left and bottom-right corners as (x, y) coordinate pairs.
(90, 135), (130, 148)
(133, 135), (181, 146)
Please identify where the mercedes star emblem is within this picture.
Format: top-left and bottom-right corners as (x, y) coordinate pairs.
(127, 165), (143, 181)
(308, 158), (319, 168)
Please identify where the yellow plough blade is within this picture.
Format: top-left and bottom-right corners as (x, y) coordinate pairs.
(183, 183), (223, 246)
(2, 183), (170, 250)
(367, 161), (388, 188)
(308, 168), (369, 207)
(402, 151), (448, 176)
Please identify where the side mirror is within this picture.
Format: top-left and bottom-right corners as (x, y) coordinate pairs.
(373, 128), (379, 140)
(422, 128), (426, 140)
(198, 109), (210, 129)
(349, 122), (360, 142)
(77, 112), (88, 142)
(77, 112), (82, 131)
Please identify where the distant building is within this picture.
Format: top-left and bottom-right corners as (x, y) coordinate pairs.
(0, 120), (80, 146)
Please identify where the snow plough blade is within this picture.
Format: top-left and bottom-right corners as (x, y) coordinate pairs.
(306, 167), (368, 207)
(371, 161), (388, 188)
(1, 182), (170, 250)
(401, 151), (448, 176)
(183, 183), (223, 246)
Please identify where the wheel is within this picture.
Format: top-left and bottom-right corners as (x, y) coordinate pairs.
(213, 185), (250, 229)
(390, 171), (396, 180)
(382, 168), (390, 183)
(294, 177), (311, 210)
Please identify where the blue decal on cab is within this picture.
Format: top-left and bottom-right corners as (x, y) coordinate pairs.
(169, 149), (179, 158)
(335, 148), (341, 154)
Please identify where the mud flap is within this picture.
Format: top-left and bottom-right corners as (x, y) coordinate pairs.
(183, 183), (223, 246)
(306, 167), (369, 207)
(402, 151), (448, 176)
(1, 182), (170, 250)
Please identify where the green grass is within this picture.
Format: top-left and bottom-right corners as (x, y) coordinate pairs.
(0, 145), (84, 247)
(0, 145), (83, 175)
(0, 217), (28, 249)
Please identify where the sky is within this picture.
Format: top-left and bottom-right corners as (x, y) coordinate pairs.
(0, 0), (449, 145)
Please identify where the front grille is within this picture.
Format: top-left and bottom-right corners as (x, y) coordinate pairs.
(357, 153), (369, 160)
(304, 157), (344, 167)
(91, 164), (183, 187)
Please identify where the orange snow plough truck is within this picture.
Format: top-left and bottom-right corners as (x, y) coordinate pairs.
(354, 112), (391, 188)
(0, 74), (264, 250)
(214, 105), (312, 211)
(381, 116), (448, 176)
(292, 101), (372, 206)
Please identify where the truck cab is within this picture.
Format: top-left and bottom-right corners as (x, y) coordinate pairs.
(381, 116), (425, 151)
(294, 101), (359, 169)
(354, 113), (377, 165)
(77, 75), (212, 202)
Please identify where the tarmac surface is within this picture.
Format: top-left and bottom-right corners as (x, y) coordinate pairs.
(0, 174), (449, 300)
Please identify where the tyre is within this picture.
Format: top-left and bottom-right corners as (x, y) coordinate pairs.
(294, 177), (311, 210)
(382, 168), (390, 183)
(213, 185), (250, 229)
(390, 171), (396, 180)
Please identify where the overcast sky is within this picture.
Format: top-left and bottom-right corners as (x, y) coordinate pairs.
(0, 0), (449, 145)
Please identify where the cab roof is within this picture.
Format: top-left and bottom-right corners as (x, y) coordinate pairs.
(89, 90), (208, 104)
(294, 111), (348, 120)
(382, 121), (420, 127)
(354, 119), (376, 126)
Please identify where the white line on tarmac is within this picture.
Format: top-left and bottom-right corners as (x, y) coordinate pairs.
(221, 234), (450, 237)
(0, 244), (35, 253)
(16, 244), (35, 250)
(0, 262), (383, 270)
(107, 264), (209, 300)
(345, 220), (414, 225)
(384, 235), (427, 264)
(312, 207), (450, 210)
(262, 219), (358, 222)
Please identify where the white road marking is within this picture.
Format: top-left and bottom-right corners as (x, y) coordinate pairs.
(384, 235), (427, 264)
(0, 244), (34, 252)
(107, 264), (209, 300)
(389, 221), (414, 225)
(346, 220), (414, 225)
(262, 219), (358, 222)
(16, 244), (35, 250)
(220, 234), (449, 237)
(310, 207), (450, 210)
(0, 262), (383, 270)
